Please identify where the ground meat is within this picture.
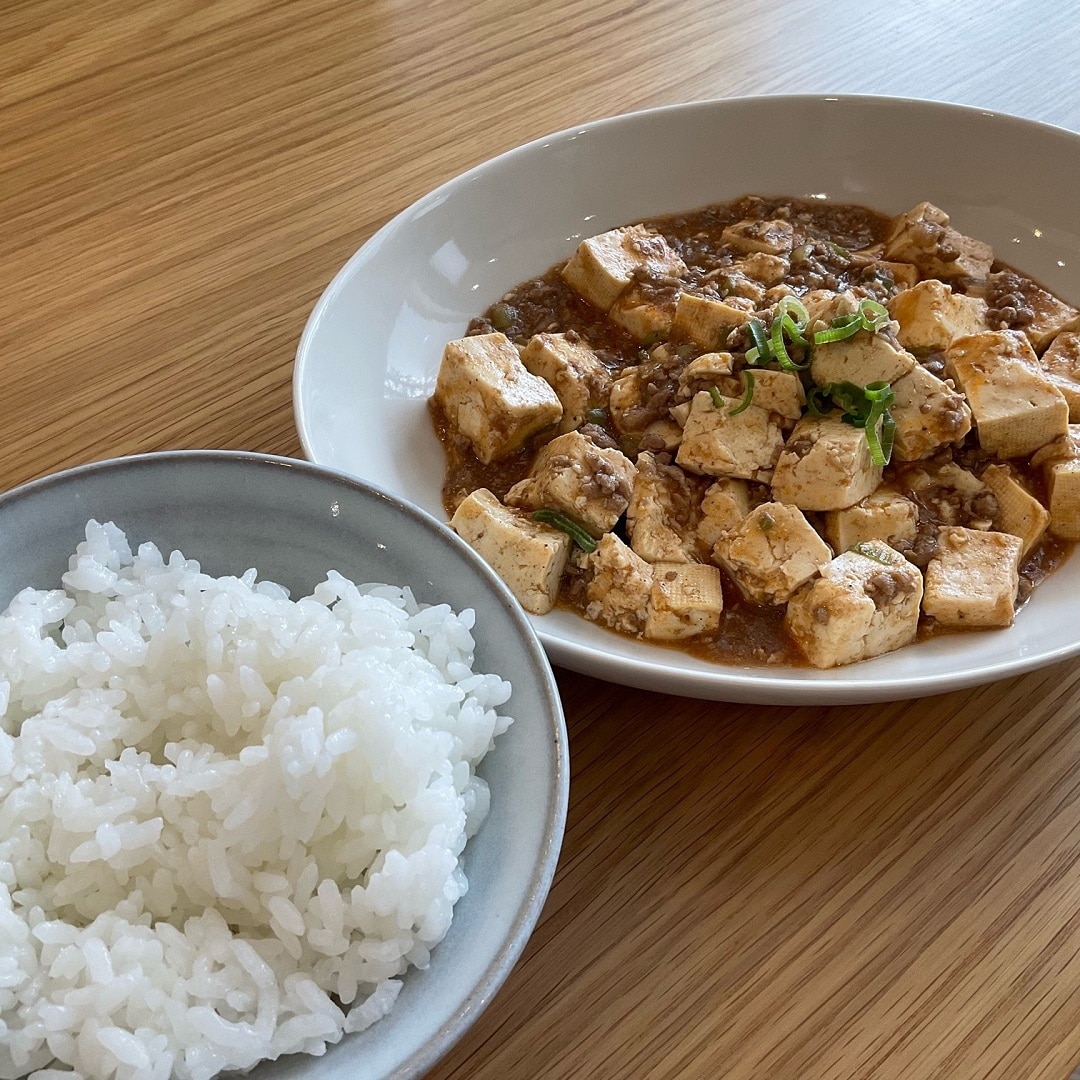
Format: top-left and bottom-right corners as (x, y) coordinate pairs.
(921, 351), (947, 377)
(580, 423), (620, 450)
(893, 517), (939, 569)
(981, 271), (1037, 330)
(865, 568), (917, 609)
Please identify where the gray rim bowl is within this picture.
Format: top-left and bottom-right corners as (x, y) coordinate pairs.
(0, 450), (569, 1080)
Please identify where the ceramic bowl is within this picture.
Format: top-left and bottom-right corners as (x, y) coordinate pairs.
(293, 95), (1080, 703)
(0, 450), (568, 1080)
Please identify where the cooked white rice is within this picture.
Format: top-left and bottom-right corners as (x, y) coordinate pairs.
(0, 521), (512, 1080)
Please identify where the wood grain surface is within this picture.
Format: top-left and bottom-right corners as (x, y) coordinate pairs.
(5, 2), (1080, 1077)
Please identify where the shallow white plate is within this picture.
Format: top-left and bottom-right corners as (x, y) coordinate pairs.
(294, 95), (1080, 704)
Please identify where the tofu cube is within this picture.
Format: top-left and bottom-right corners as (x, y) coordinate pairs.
(434, 333), (563, 463)
(785, 542), (923, 668)
(721, 218), (795, 255)
(803, 289), (860, 329)
(504, 430), (635, 537)
(639, 418), (684, 452)
(883, 202), (994, 282)
(608, 365), (650, 435)
(922, 527), (1022, 628)
(980, 464), (1050, 558)
(945, 330), (1069, 458)
(889, 364), (973, 461)
(713, 502), (833, 605)
(872, 261), (921, 290)
(609, 283), (676, 343)
(900, 461), (994, 528)
(561, 224), (686, 312)
(677, 351), (735, 399)
(520, 333), (611, 434)
(744, 368), (805, 420)
(672, 292), (753, 349)
(733, 252), (789, 286)
(809, 330), (916, 387)
(822, 489), (919, 553)
(697, 478), (750, 550)
(645, 563), (725, 641)
(1032, 426), (1080, 540)
(627, 451), (705, 563)
(450, 489), (570, 614)
(887, 279), (989, 350)
(770, 416), (883, 512)
(1038, 331), (1080, 420)
(675, 390), (786, 481)
(579, 533), (654, 634)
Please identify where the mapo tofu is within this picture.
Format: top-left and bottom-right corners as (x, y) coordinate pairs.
(429, 196), (1078, 668)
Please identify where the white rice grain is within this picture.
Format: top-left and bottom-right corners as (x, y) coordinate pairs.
(0, 521), (512, 1079)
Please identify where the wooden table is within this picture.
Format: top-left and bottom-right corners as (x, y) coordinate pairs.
(6, 2), (1080, 1077)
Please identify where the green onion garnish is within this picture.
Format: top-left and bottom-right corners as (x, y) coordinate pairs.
(851, 541), (893, 564)
(802, 380), (896, 466)
(812, 313), (862, 345)
(709, 385), (725, 409)
(531, 509), (598, 552)
(862, 382), (896, 466)
(746, 318), (771, 365)
(781, 313), (809, 348)
(729, 371), (755, 415)
(806, 384), (835, 417)
(776, 295), (810, 327)
(585, 407), (609, 425)
(828, 242), (852, 260)
(858, 298), (890, 332)
(768, 297), (811, 371)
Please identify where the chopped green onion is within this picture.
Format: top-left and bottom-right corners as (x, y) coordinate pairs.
(879, 409), (896, 463)
(531, 509), (598, 552)
(709, 385), (725, 409)
(775, 295), (810, 328)
(806, 385), (835, 417)
(864, 412), (886, 466)
(757, 510), (775, 532)
(781, 313), (809, 347)
(746, 318), (771, 363)
(803, 381), (896, 465)
(828, 242), (852, 260)
(851, 541), (894, 564)
(812, 313), (862, 345)
(766, 297), (811, 371)
(858, 298), (890, 332)
(862, 384), (896, 467)
(585, 407), (609, 425)
(769, 312), (809, 371)
(729, 370), (755, 415)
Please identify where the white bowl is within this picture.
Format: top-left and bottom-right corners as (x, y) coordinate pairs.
(293, 95), (1080, 704)
(0, 451), (568, 1080)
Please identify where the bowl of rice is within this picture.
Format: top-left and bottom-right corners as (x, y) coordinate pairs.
(0, 450), (568, 1080)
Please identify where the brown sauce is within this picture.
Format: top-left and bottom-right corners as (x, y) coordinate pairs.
(434, 194), (1075, 667)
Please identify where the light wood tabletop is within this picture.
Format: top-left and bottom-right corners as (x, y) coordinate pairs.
(6, 2), (1080, 1078)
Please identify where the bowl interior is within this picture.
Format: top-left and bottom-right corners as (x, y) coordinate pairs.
(0, 451), (567, 1080)
(294, 96), (1080, 702)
